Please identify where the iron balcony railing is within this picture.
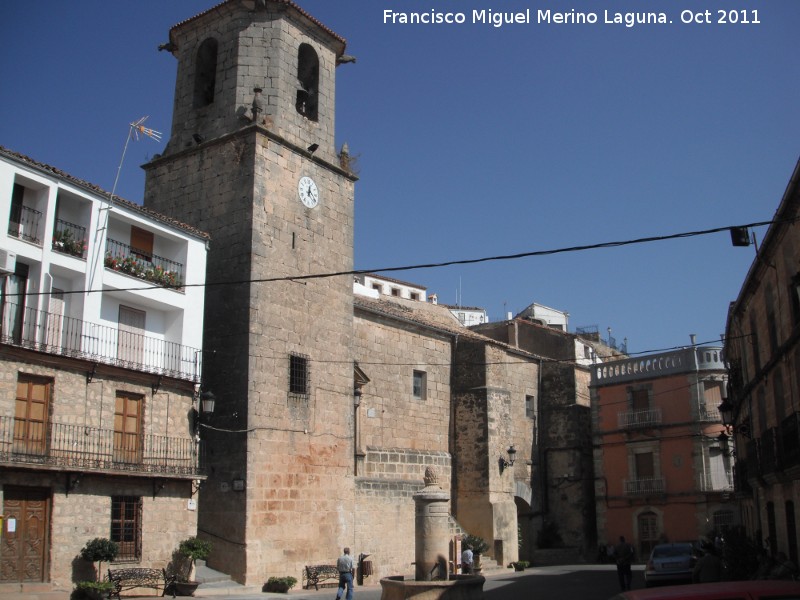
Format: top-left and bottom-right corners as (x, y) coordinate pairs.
(1, 300), (202, 382)
(105, 238), (184, 290)
(0, 415), (203, 476)
(618, 407), (662, 429)
(8, 204), (42, 245)
(52, 218), (88, 258)
(624, 477), (665, 495)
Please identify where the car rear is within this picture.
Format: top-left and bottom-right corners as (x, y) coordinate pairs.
(644, 543), (695, 587)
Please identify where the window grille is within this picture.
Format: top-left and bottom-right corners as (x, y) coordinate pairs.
(111, 496), (142, 562)
(289, 353), (309, 397)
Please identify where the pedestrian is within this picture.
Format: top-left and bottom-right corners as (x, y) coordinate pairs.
(335, 547), (355, 600)
(692, 544), (723, 583)
(615, 535), (635, 591)
(461, 544), (474, 574)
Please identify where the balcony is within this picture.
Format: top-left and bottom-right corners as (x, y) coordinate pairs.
(1, 301), (202, 382)
(618, 407), (662, 429)
(105, 238), (184, 290)
(0, 416), (203, 477)
(624, 477), (665, 495)
(8, 204), (42, 245)
(698, 405), (721, 422)
(52, 219), (88, 258)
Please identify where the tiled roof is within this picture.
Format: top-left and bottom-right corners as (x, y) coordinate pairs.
(354, 294), (537, 359)
(0, 145), (210, 241)
(360, 272), (428, 290)
(170, 0), (347, 52)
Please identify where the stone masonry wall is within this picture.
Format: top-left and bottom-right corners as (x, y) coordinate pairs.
(0, 353), (197, 591)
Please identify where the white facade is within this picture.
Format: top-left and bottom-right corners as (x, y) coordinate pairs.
(358, 273), (427, 302)
(0, 147), (208, 381)
(516, 301), (569, 330)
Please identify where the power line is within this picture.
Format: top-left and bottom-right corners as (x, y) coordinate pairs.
(7, 218), (781, 299)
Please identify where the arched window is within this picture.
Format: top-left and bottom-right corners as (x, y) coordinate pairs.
(193, 38), (218, 108)
(295, 43), (319, 120)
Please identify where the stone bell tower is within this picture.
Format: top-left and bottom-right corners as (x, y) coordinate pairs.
(143, 0), (357, 584)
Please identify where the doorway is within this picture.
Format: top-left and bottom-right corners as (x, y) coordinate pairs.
(0, 487), (51, 583)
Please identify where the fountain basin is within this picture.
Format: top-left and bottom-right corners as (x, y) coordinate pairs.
(380, 574), (485, 600)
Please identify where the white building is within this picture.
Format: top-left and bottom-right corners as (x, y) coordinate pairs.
(0, 146), (208, 378)
(0, 145), (210, 590)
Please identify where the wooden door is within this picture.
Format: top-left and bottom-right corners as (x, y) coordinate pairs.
(14, 376), (50, 456)
(114, 392), (142, 464)
(0, 487), (50, 583)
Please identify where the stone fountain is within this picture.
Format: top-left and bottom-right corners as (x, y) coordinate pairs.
(380, 467), (485, 600)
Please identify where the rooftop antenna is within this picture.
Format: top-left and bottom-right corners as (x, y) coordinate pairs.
(88, 117), (162, 289)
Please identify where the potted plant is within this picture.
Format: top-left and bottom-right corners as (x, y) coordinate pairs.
(75, 580), (116, 600)
(80, 538), (119, 582)
(510, 560), (530, 571)
(171, 536), (212, 596)
(263, 576), (298, 593)
(462, 534), (489, 572)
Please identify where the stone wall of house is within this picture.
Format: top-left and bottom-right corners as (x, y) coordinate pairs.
(0, 353), (197, 590)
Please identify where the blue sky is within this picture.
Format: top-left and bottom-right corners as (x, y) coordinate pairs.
(1, 1), (799, 355)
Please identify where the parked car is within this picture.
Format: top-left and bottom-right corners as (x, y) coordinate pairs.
(608, 580), (800, 599)
(644, 542), (696, 587)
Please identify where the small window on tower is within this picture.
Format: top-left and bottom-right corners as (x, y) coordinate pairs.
(296, 43), (319, 121)
(289, 353), (310, 398)
(194, 38), (218, 108)
(413, 370), (427, 400)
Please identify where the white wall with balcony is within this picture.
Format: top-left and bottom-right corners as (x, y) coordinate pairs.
(0, 146), (209, 381)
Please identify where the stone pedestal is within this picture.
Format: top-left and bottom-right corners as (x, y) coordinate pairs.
(413, 468), (451, 582)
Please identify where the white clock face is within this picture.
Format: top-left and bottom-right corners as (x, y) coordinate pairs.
(298, 176), (319, 208)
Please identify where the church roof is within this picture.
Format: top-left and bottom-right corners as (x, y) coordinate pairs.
(170, 0), (347, 54)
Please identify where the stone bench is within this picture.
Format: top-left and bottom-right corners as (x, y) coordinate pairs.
(107, 567), (174, 599)
(303, 564), (340, 590)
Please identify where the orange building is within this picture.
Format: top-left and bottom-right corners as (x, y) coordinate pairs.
(591, 345), (733, 559)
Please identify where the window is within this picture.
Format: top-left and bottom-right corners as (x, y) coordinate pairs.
(635, 452), (655, 480)
(14, 375), (51, 455)
(289, 353), (309, 397)
(130, 226), (154, 262)
(410, 292), (420, 301)
(413, 370), (427, 400)
(713, 509), (735, 533)
(371, 284), (382, 293)
(295, 43), (319, 120)
(8, 183), (24, 237)
(631, 388), (649, 411)
(114, 392), (143, 464)
(193, 38), (218, 108)
(525, 395), (535, 419)
(111, 496), (142, 562)
(391, 288), (401, 297)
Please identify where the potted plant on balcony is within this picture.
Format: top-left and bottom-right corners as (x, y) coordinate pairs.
(170, 536), (212, 596)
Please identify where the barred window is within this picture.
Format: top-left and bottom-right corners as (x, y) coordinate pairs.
(111, 496), (142, 562)
(289, 353), (309, 397)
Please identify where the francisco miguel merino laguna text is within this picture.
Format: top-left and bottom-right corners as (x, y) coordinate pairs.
(383, 9), (674, 28)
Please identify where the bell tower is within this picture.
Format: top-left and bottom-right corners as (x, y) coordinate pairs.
(143, 0), (357, 584)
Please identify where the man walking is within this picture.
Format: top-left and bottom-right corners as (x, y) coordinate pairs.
(615, 536), (635, 591)
(335, 547), (355, 600)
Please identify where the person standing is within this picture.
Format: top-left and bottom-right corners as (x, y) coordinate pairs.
(335, 547), (355, 600)
(461, 545), (474, 574)
(615, 536), (635, 591)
